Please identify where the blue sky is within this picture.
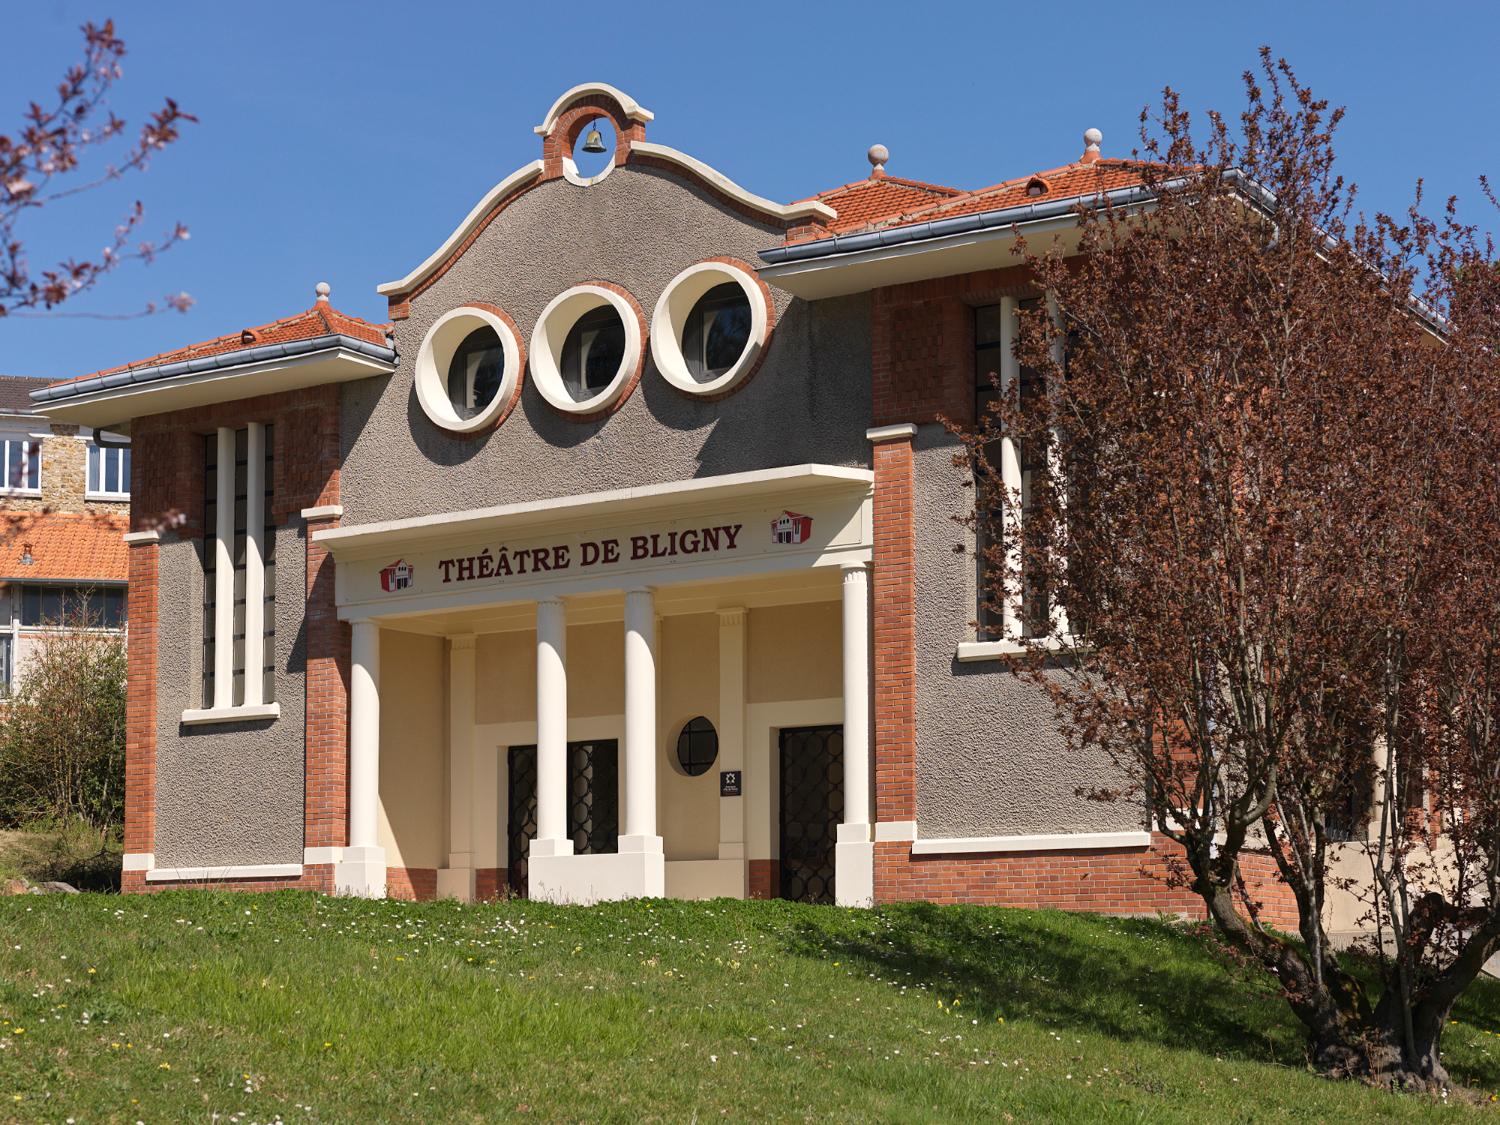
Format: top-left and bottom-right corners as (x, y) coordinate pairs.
(2, 0), (1494, 378)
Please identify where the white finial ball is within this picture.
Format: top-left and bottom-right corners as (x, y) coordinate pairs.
(315, 281), (331, 302)
(867, 143), (889, 172)
(1083, 128), (1103, 151)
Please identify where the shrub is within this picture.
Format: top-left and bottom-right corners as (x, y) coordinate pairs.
(0, 609), (126, 834)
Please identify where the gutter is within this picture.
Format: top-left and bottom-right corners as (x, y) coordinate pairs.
(754, 168), (1289, 269)
(29, 333), (398, 407)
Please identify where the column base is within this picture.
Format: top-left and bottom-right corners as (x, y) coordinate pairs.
(529, 846), (665, 904)
(435, 867), (476, 903)
(835, 823), (874, 908)
(334, 846), (387, 898)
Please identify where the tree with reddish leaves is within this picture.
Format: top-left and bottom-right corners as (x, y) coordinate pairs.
(958, 49), (1500, 1090)
(1, 19), (194, 319)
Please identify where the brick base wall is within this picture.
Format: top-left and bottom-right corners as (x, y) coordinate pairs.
(748, 859), (776, 900)
(120, 865), (335, 895)
(386, 867), (438, 902)
(475, 867), (503, 902)
(874, 833), (1299, 929)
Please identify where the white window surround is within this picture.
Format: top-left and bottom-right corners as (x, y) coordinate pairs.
(910, 830), (1152, 855)
(955, 635), (1079, 662)
(414, 305), (524, 434)
(529, 284), (643, 415)
(144, 862), (301, 883)
(650, 261), (770, 397)
(0, 435), (41, 495)
(180, 702), (280, 726)
(84, 442), (131, 500)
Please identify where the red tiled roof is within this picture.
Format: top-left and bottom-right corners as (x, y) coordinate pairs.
(809, 159), (1152, 239)
(809, 174), (964, 234)
(0, 511), (128, 583)
(48, 302), (391, 391)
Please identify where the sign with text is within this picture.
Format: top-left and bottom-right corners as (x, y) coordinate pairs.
(433, 523), (744, 587)
(719, 770), (742, 797)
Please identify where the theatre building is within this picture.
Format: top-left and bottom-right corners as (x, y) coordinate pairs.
(30, 83), (1298, 915)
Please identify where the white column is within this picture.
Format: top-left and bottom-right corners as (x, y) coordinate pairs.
(717, 607), (747, 866)
(531, 597), (572, 859)
(437, 634), (477, 901)
(336, 619), (386, 897)
(835, 561), (875, 906)
(998, 298), (1024, 642)
(212, 427), (236, 709)
(621, 588), (659, 846)
(242, 422), (266, 707)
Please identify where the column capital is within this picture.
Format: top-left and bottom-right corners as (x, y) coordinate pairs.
(538, 595), (566, 609)
(716, 605), (746, 627)
(448, 633), (477, 651)
(841, 560), (869, 579)
(866, 423), (917, 444)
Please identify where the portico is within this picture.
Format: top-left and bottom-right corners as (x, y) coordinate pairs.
(317, 465), (875, 905)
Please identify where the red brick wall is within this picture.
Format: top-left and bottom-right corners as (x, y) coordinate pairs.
(748, 859), (776, 900)
(874, 835), (1299, 929)
(869, 265), (1035, 429)
(130, 385), (341, 537)
(123, 538), (158, 858)
(872, 434), (917, 824)
(476, 867), (503, 902)
(303, 509), (348, 852)
(387, 867), (438, 902)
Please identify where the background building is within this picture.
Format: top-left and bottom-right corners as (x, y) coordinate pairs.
(0, 375), (129, 694)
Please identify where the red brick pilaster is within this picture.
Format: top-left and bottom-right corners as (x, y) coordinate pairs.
(123, 532), (159, 867)
(303, 504), (349, 853)
(747, 859), (776, 900)
(870, 428), (918, 825)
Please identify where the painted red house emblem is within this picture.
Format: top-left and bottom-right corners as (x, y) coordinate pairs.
(771, 511), (813, 545)
(380, 559), (414, 592)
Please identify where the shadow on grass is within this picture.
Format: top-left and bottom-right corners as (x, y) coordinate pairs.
(777, 901), (1303, 1065)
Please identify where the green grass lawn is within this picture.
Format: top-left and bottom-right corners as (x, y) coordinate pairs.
(2, 894), (1499, 1122)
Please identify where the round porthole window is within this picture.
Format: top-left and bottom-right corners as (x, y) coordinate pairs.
(414, 305), (524, 434)
(651, 261), (771, 397)
(530, 284), (644, 415)
(675, 716), (719, 777)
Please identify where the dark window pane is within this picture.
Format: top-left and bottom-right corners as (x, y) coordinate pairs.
(676, 716), (719, 776)
(683, 283), (751, 383)
(446, 326), (505, 420)
(560, 306), (625, 401)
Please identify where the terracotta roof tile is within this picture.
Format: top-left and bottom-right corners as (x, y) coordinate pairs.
(810, 175), (964, 233)
(0, 511), (128, 583)
(46, 303), (391, 391)
(801, 159), (1154, 240)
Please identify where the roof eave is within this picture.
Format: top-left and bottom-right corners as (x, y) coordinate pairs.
(31, 336), (397, 432)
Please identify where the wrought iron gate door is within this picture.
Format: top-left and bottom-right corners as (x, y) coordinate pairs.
(779, 725), (843, 904)
(507, 740), (619, 895)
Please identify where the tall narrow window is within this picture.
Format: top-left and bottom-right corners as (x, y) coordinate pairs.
(0, 438), (41, 494)
(974, 298), (1064, 643)
(202, 424), (274, 711)
(0, 635), (11, 697)
(86, 444), (131, 499)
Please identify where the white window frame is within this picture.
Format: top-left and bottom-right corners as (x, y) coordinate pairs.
(959, 294), (1077, 663)
(85, 442), (131, 501)
(0, 434), (42, 496)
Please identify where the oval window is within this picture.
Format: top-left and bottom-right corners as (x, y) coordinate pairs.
(446, 325), (506, 420)
(650, 261), (771, 397)
(683, 283), (752, 384)
(560, 305), (627, 402)
(675, 716), (719, 777)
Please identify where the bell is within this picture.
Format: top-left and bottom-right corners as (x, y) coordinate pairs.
(581, 123), (607, 154)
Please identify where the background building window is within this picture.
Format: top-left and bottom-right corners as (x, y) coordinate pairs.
(19, 585), (126, 628)
(0, 437), (41, 493)
(675, 716), (719, 777)
(0, 635), (10, 697)
(86, 444), (131, 499)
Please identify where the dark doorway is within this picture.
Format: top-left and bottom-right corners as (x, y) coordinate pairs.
(507, 739), (619, 895)
(779, 725), (843, 904)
